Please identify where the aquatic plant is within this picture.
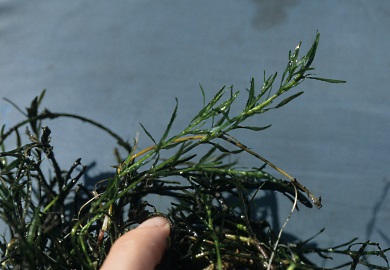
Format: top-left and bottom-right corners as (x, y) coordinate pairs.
(1, 33), (388, 269)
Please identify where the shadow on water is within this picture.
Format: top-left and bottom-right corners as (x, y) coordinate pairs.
(249, 189), (320, 248)
(251, 0), (299, 30)
(82, 161), (115, 189)
(366, 179), (390, 245)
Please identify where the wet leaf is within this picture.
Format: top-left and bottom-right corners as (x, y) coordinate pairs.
(275, 91), (304, 108)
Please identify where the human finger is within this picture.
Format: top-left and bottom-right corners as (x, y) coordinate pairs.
(100, 216), (171, 270)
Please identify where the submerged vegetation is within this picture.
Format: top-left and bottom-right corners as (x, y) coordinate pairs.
(0, 33), (389, 269)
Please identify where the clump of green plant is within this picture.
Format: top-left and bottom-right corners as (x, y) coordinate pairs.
(1, 33), (389, 269)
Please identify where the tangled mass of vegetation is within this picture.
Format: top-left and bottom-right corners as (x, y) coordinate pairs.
(0, 33), (389, 269)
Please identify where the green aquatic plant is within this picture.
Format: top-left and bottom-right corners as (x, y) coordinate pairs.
(0, 33), (388, 269)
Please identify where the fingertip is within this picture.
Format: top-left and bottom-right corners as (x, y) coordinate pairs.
(101, 217), (171, 270)
(138, 216), (171, 233)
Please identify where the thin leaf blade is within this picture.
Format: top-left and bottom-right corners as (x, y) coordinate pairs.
(275, 91), (304, 108)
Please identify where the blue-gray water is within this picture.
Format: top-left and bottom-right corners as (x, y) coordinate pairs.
(1, 1), (389, 267)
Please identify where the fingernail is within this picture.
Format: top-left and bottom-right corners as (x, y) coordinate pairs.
(138, 216), (170, 229)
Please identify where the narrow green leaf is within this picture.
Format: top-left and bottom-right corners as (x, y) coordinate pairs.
(275, 91), (304, 108)
(214, 90), (239, 114)
(4, 159), (21, 171)
(160, 98), (178, 144)
(307, 76), (347, 83)
(291, 41), (302, 61)
(3, 97), (27, 117)
(304, 32), (320, 69)
(245, 78), (256, 109)
(37, 89), (46, 107)
(27, 207), (41, 244)
(262, 72), (277, 97)
(139, 123), (156, 144)
(212, 108), (231, 130)
(197, 83), (206, 111)
(235, 124), (272, 131)
(0, 125), (5, 152)
(27, 97), (38, 118)
(155, 142), (194, 170)
(190, 86), (225, 124)
(27, 96), (40, 134)
(198, 146), (218, 164)
(208, 142), (231, 153)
